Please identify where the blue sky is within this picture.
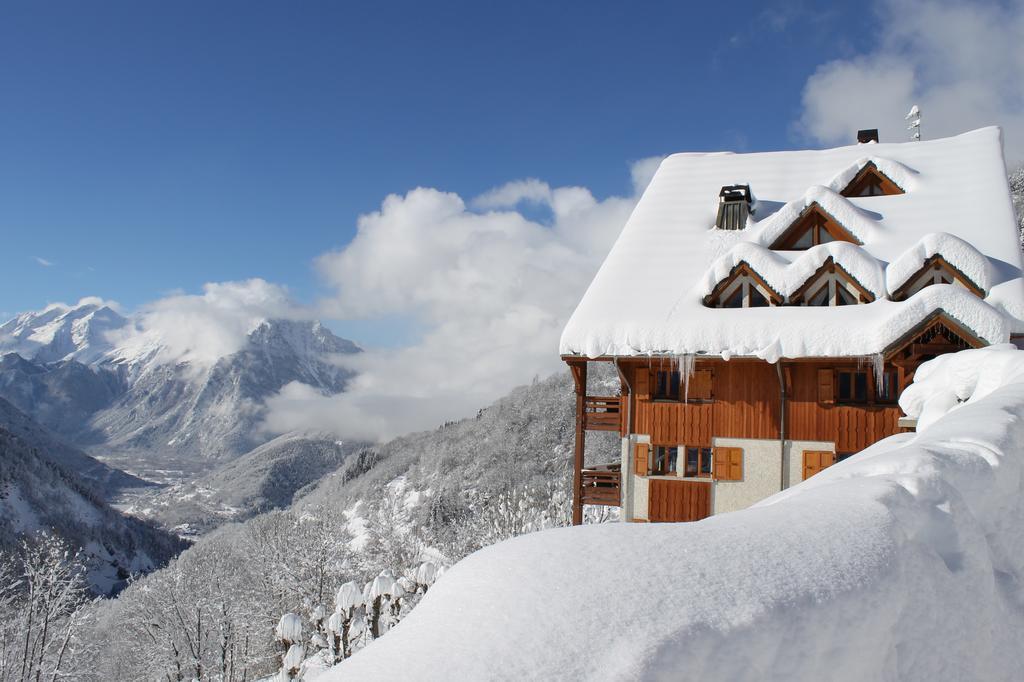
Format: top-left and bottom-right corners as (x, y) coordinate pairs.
(0, 0), (879, 322)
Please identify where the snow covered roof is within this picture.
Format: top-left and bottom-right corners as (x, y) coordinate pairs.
(561, 127), (1024, 360)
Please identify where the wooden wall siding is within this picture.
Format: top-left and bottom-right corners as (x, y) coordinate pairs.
(631, 362), (779, 444)
(648, 479), (711, 522)
(711, 362), (780, 439)
(638, 401), (713, 445)
(625, 360), (901, 454)
(787, 363), (902, 452)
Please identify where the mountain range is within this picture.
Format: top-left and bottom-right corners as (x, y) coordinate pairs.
(0, 301), (360, 478)
(0, 299), (366, 581)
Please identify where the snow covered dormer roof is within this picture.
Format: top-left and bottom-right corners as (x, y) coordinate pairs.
(560, 127), (1024, 360)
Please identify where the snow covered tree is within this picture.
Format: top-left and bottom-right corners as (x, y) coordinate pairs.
(1009, 165), (1024, 248)
(0, 533), (91, 682)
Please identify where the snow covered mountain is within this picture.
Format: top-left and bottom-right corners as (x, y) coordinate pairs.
(0, 300), (361, 480)
(92, 318), (359, 474)
(0, 353), (119, 444)
(0, 399), (185, 594)
(0, 298), (127, 364)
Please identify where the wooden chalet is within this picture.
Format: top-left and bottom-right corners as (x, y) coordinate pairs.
(560, 128), (1024, 525)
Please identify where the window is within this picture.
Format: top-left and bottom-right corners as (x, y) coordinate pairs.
(876, 369), (899, 403)
(837, 370), (868, 403)
(653, 369), (713, 402)
(833, 368), (900, 405)
(749, 287), (769, 308)
(839, 163), (905, 198)
(892, 256), (985, 301)
(703, 264), (781, 308)
(652, 446), (678, 476)
(791, 259), (872, 307)
(769, 205), (862, 250)
(654, 371), (681, 400)
(684, 446), (713, 478)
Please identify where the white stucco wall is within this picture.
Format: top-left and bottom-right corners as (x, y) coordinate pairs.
(711, 437), (784, 514)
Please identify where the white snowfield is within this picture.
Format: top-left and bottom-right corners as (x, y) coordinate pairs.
(560, 128), (1024, 359)
(323, 346), (1024, 681)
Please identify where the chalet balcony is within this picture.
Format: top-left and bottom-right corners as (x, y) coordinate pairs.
(580, 463), (621, 506)
(583, 396), (622, 432)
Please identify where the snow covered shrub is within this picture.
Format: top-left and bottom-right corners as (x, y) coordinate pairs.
(364, 570), (400, 639)
(275, 613), (303, 679)
(328, 581), (364, 661)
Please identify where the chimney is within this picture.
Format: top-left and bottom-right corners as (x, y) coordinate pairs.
(715, 185), (752, 230)
(857, 129), (879, 144)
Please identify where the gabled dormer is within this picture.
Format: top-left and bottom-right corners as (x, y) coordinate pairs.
(840, 161), (905, 198)
(788, 257), (875, 306)
(769, 203), (863, 250)
(703, 262), (782, 308)
(885, 311), (984, 382)
(891, 254), (985, 301)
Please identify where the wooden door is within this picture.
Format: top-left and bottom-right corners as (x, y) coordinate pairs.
(802, 450), (835, 480)
(648, 479), (711, 522)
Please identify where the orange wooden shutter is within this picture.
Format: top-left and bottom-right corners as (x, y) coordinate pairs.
(713, 447), (743, 481)
(713, 447), (728, 479)
(802, 450), (835, 480)
(728, 448), (743, 480)
(633, 443), (649, 476)
(689, 370), (712, 400)
(817, 369), (835, 405)
(634, 368), (650, 399)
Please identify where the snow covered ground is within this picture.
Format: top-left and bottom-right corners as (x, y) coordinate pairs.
(323, 346), (1024, 681)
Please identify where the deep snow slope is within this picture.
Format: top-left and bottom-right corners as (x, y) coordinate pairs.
(326, 346), (1024, 682)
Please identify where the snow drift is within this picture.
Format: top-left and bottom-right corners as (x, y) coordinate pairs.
(324, 346), (1024, 681)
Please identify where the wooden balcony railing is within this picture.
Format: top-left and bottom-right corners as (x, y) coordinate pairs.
(583, 396), (621, 432)
(581, 465), (621, 506)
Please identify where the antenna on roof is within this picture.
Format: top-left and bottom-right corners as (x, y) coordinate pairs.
(906, 105), (921, 141)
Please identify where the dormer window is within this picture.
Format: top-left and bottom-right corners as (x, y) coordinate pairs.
(789, 257), (874, 306)
(704, 263), (782, 308)
(715, 185), (752, 230)
(769, 204), (862, 250)
(890, 255), (985, 301)
(840, 162), (904, 198)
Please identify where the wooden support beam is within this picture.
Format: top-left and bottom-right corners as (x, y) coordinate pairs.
(570, 361), (587, 526)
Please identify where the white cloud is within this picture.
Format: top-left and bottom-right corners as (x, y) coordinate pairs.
(109, 279), (311, 370)
(797, 0), (1024, 162)
(34, 257), (53, 267)
(263, 159), (661, 441)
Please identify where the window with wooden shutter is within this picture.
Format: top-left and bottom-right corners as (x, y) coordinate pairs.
(688, 369), (713, 401)
(634, 368), (650, 399)
(633, 443), (649, 476)
(802, 450), (835, 480)
(713, 447), (743, 481)
(817, 368), (834, 405)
